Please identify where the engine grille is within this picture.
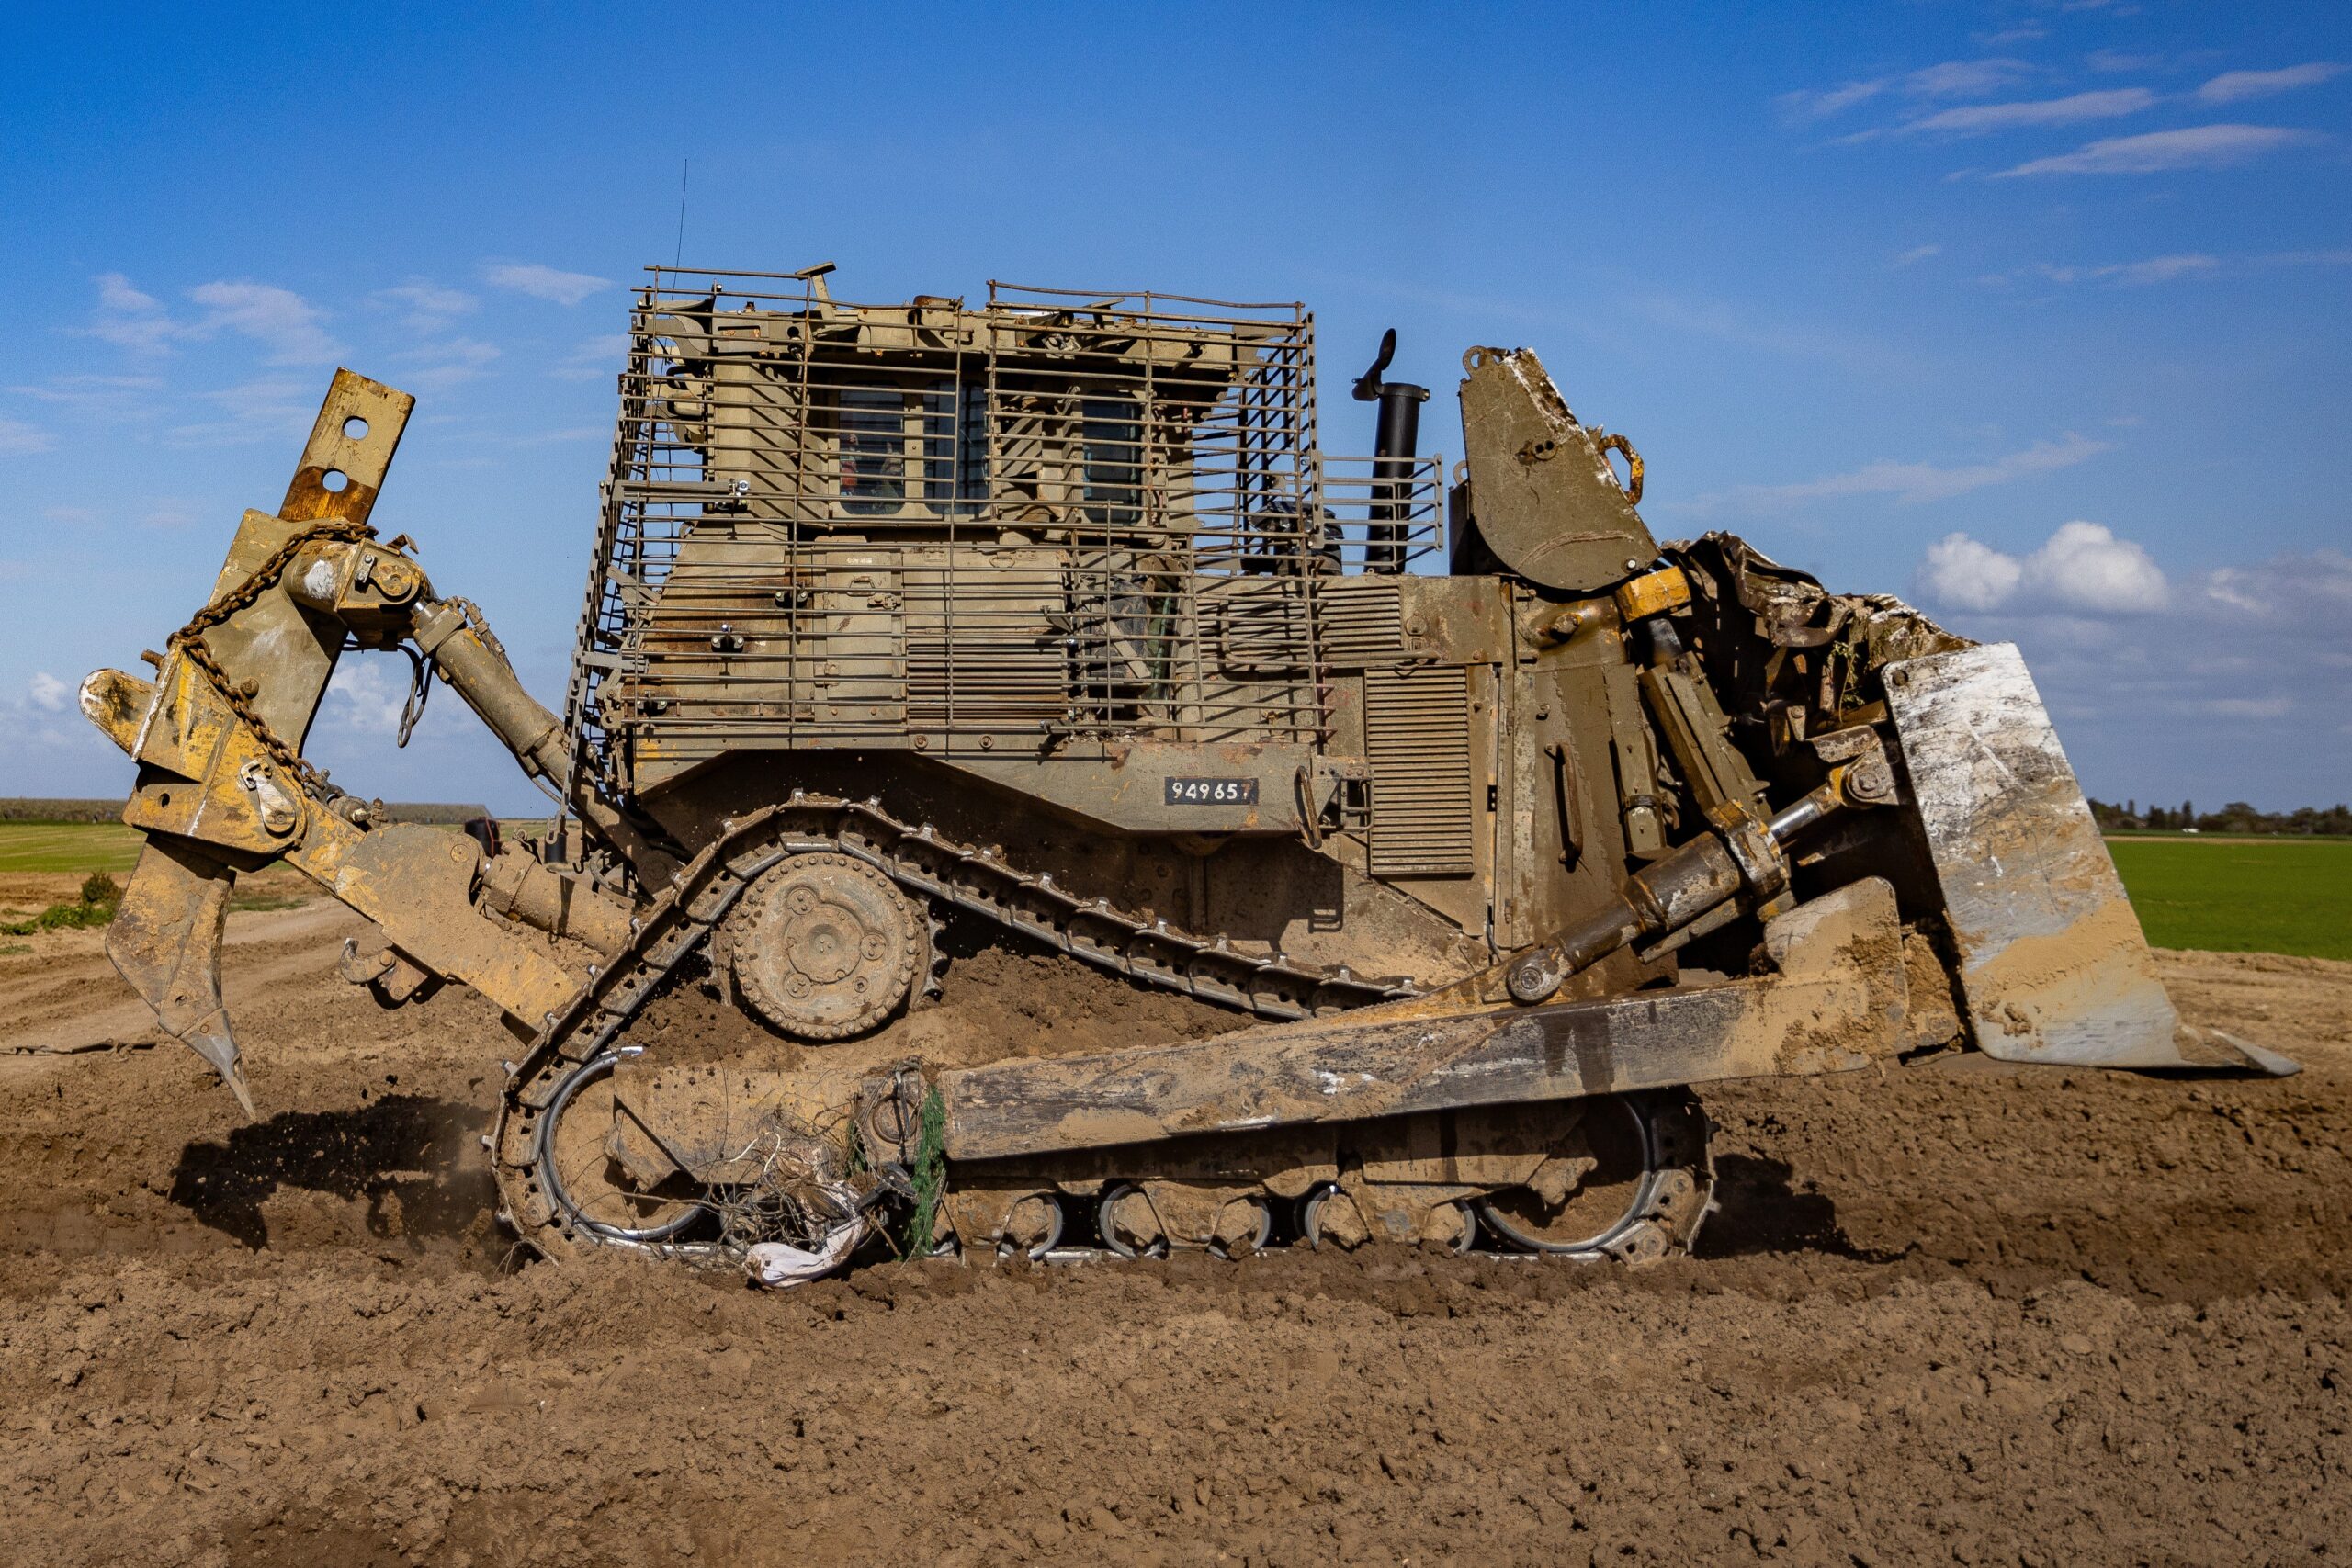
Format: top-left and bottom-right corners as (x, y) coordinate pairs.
(1363, 665), (1476, 877)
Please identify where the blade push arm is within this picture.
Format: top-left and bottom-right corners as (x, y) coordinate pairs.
(81, 370), (644, 1111)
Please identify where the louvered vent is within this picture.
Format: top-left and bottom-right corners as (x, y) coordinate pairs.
(1209, 579), (1311, 673)
(1316, 579), (1408, 668)
(1364, 665), (1476, 877)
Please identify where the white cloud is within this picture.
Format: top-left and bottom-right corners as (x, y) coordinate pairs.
(1894, 244), (1942, 266)
(0, 677), (107, 754)
(85, 273), (180, 354)
(2197, 62), (2344, 104)
(1905, 60), (2031, 98)
(187, 281), (341, 364)
(1778, 80), (1887, 122)
(1905, 87), (2155, 136)
(2202, 550), (2352, 621)
(1929, 547), (2352, 770)
(1921, 534), (2023, 611)
(483, 262), (610, 306)
(2030, 254), (2222, 286)
(397, 336), (501, 391)
(1993, 250), (2346, 287)
(0, 416), (53, 454)
(376, 280), (477, 332)
(164, 378), (317, 448)
(2199, 695), (2292, 719)
(6, 374), (164, 417)
(1993, 124), (2323, 176)
(1686, 432), (2108, 515)
(1623, 293), (1905, 378)
(505, 426), (605, 445)
(1779, 58), (2030, 122)
(83, 274), (342, 363)
(321, 659), (410, 735)
(1916, 522), (2168, 615)
(549, 333), (631, 381)
(2032, 521), (2169, 612)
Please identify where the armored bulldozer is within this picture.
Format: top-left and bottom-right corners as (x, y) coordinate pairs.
(76, 265), (2290, 1280)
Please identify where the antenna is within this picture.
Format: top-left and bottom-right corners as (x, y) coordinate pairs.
(673, 158), (690, 270)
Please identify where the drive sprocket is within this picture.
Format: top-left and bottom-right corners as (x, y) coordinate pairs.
(727, 851), (925, 1041)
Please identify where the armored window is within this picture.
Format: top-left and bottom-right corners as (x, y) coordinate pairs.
(838, 386), (907, 516)
(838, 381), (987, 518)
(922, 383), (989, 513)
(1081, 398), (1143, 525)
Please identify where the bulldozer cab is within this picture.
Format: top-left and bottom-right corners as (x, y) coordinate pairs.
(569, 273), (1441, 806)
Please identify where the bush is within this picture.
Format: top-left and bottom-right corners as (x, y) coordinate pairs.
(1, 901), (117, 935)
(0, 868), (125, 936)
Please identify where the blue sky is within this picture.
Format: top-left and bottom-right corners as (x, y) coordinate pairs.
(2, 1), (2346, 813)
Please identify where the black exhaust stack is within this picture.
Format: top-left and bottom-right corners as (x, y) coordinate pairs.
(1352, 329), (1428, 574)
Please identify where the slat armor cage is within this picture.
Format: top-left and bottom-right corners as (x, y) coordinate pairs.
(565, 267), (1442, 797)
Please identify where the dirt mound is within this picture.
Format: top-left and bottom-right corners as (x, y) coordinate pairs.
(632, 922), (1239, 1078)
(2, 921), (2347, 1566)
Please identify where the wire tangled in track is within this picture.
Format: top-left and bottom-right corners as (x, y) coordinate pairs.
(706, 1106), (885, 1257)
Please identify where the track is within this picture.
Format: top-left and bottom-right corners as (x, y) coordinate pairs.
(490, 796), (1719, 1268)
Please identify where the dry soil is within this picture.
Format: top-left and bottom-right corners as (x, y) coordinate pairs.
(1, 912), (2346, 1566)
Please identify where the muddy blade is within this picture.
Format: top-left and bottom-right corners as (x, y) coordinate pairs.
(1886, 643), (2294, 1077)
(105, 837), (258, 1116)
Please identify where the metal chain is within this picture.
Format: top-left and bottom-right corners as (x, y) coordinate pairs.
(166, 518), (377, 796)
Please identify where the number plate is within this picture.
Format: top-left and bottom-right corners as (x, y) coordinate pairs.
(1164, 776), (1259, 806)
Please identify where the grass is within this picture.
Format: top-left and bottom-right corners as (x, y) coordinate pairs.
(0, 822), (309, 934)
(0, 818), (146, 875)
(2106, 836), (2352, 962)
(0, 818), (488, 875)
(229, 895), (305, 914)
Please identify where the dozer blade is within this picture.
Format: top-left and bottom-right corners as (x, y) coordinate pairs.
(1885, 642), (2295, 1077)
(105, 836), (257, 1116)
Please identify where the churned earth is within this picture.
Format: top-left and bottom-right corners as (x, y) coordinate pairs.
(1, 910), (2346, 1566)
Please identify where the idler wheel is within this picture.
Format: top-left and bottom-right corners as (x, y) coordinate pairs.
(537, 1051), (707, 1245)
(1478, 1094), (1676, 1258)
(729, 852), (925, 1041)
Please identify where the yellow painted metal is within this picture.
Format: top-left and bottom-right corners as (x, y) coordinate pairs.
(1612, 564), (1691, 624)
(283, 814), (587, 1029)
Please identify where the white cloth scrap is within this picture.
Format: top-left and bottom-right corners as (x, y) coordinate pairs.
(746, 1215), (864, 1288)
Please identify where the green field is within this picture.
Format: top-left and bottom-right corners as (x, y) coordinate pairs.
(2105, 836), (2351, 962)
(0, 817), (501, 877)
(0, 821), (2341, 961)
(0, 819), (145, 875)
